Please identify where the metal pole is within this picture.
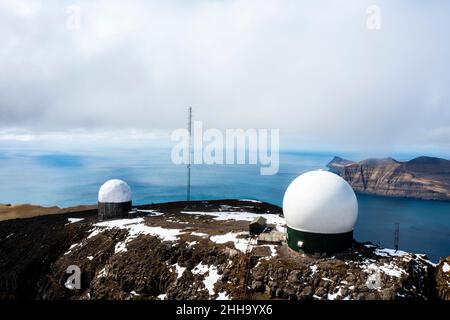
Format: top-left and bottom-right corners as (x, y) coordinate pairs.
(187, 106), (192, 202)
(394, 222), (399, 251)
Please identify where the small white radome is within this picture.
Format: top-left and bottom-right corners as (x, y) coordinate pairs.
(98, 179), (132, 203)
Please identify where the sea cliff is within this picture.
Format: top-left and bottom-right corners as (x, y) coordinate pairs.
(327, 156), (450, 201)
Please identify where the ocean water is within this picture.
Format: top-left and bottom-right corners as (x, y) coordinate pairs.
(0, 147), (448, 262)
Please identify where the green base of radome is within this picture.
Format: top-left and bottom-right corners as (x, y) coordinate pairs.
(286, 226), (353, 254)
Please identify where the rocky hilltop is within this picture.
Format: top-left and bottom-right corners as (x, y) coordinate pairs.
(0, 200), (448, 300)
(327, 156), (450, 201)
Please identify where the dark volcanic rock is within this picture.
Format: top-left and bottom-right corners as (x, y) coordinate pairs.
(435, 257), (450, 300)
(0, 200), (447, 300)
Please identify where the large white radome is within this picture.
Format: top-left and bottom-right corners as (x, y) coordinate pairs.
(98, 179), (132, 203)
(283, 170), (358, 234)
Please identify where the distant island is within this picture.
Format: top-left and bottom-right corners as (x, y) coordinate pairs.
(327, 156), (450, 201)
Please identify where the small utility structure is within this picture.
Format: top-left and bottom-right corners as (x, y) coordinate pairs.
(249, 216), (267, 235)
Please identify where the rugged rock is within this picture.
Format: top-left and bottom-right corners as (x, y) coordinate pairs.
(327, 156), (450, 201)
(0, 200), (447, 300)
(435, 257), (450, 300)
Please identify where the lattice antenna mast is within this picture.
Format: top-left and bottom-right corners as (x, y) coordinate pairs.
(187, 106), (192, 202)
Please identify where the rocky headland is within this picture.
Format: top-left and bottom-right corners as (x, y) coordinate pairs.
(327, 156), (450, 201)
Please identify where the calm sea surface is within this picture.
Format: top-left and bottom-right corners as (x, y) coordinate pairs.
(0, 147), (448, 262)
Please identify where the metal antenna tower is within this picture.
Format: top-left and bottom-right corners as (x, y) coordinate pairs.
(187, 106), (192, 202)
(394, 222), (400, 251)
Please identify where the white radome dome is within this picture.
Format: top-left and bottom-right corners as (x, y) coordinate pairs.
(98, 179), (132, 203)
(283, 170), (358, 234)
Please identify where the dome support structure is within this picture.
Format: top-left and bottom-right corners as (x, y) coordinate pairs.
(98, 201), (132, 221)
(286, 226), (353, 254)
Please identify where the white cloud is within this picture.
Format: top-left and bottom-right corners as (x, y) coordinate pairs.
(0, 0), (449, 153)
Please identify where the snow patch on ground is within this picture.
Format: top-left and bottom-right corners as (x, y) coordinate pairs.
(180, 211), (285, 230)
(417, 254), (438, 267)
(115, 241), (127, 254)
(64, 242), (82, 255)
(216, 292), (230, 300)
(97, 267), (107, 278)
(362, 262), (406, 278)
(192, 262), (209, 275)
(264, 245), (278, 257)
(87, 256), (94, 260)
(88, 217), (184, 253)
(374, 248), (409, 257)
(87, 229), (102, 239)
(67, 218), (84, 224)
(443, 262), (450, 273)
(191, 232), (209, 238)
(171, 263), (186, 279)
(136, 209), (164, 216)
(239, 199), (262, 203)
(158, 294), (167, 300)
(192, 262), (221, 296)
(203, 266), (220, 295)
(309, 265), (318, 276)
(210, 232), (249, 252)
(327, 288), (342, 300)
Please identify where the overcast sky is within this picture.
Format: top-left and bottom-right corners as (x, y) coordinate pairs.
(0, 0), (449, 154)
